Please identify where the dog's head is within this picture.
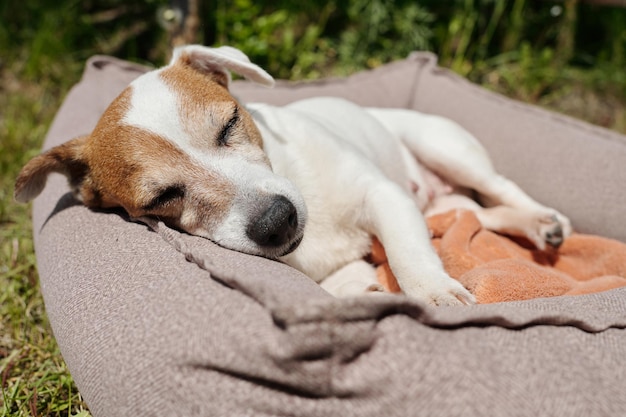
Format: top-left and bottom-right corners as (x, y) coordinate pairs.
(15, 45), (307, 258)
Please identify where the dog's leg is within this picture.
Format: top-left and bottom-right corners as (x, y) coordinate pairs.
(427, 192), (567, 249)
(368, 108), (572, 249)
(476, 206), (568, 249)
(361, 180), (475, 306)
(467, 176), (571, 249)
(427, 194), (565, 249)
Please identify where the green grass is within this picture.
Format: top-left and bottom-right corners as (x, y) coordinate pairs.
(2, 56), (624, 417)
(1, 2), (624, 416)
(1, 59), (91, 416)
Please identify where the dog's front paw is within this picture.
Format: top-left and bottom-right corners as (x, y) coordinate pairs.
(404, 277), (476, 306)
(429, 282), (476, 306)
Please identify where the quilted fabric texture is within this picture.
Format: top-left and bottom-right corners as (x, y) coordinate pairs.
(32, 54), (626, 416)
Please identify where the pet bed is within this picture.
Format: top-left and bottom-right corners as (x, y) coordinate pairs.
(32, 53), (626, 416)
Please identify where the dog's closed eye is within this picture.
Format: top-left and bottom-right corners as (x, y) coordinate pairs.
(142, 184), (186, 211)
(217, 106), (239, 146)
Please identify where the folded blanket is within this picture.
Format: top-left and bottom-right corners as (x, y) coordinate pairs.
(372, 210), (626, 303)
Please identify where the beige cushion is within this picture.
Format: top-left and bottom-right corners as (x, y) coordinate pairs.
(33, 54), (626, 417)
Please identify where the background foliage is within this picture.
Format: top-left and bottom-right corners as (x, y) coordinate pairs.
(1, 0), (625, 415)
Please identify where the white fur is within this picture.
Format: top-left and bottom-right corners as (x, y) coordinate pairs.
(210, 161), (307, 255)
(249, 99), (475, 304)
(123, 67), (306, 257)
(244, 95), (571, 305)
(127, 45), (572, 306)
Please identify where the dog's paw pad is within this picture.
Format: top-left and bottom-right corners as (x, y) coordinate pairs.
(534, 211), (572, 250)
(451, 288), (476, 306)
(541, 218), (564, 248)
(365, 283), (387, 293)
(424, 284), (476, 306)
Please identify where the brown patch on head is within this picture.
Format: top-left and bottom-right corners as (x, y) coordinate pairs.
(175, 50), (230, 88)
(15, 82), (238, 237)
(80, 87), (237, 233)
(16, 49), (274, 240)
(160, 55), (266, 154)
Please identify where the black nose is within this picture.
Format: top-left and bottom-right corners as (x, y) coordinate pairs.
(246, 196), (298, 248)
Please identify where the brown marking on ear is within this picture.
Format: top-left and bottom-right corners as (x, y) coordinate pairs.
(175, 50), (230, 88)
(14, 135), (89, 203)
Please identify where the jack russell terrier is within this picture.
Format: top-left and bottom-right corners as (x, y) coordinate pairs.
(15, 45), (572, 306)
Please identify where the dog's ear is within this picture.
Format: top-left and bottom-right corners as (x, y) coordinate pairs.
(15, 135), (90, 203)
(171, 45), (275, 89)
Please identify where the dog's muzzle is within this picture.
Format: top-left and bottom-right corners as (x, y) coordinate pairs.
(246, 195), (301, 256)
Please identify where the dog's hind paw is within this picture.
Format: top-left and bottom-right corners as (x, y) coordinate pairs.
(531, 211), (573, 250)
(540, 215), (564, 248)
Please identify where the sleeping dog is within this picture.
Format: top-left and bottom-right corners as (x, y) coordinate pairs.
(15, 45), (571, 306)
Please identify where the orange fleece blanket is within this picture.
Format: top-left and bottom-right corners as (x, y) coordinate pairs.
(372, 210), (626, 303)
